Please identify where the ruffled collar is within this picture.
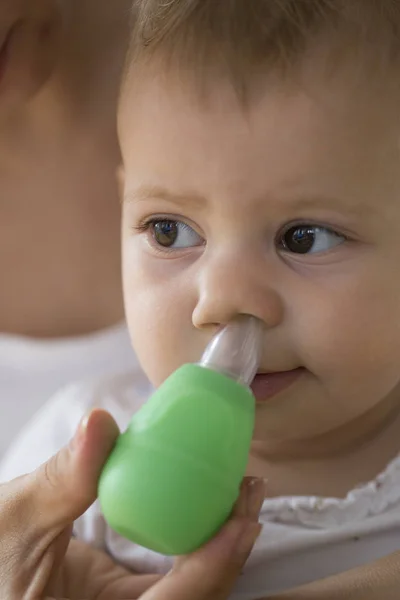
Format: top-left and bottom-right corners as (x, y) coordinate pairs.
(261, 456), (400, 529)
(260, 453), (400, 528)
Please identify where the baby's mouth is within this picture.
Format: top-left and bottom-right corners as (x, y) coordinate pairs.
(251, 367), (305, 402)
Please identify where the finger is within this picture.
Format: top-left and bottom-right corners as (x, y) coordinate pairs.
(231, 477), (253, 518)
(143, 521), (261, 600)
(232, 476), (267, 521)
(174, 475), (264, 570)
(19, 409), (119, 536)
(143, 478), (264, 600)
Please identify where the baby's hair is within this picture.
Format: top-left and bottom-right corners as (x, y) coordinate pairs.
(125, 1), (400, 101)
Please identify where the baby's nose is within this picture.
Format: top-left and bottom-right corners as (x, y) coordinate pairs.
(192, 249), (284, 330)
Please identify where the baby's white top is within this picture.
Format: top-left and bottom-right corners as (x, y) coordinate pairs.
(0, 323), (135, 458)
(1, 369), (400, 599)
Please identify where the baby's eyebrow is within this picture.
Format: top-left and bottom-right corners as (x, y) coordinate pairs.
(124, 184), (377, 220)
(286, 195), (374, 217)
(124, 185), (207, 208)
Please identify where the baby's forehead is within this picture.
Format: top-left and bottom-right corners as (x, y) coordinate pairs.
(120, 37), (400, 129)
(119, 60), (400, 160)
(119, 46), (400, 229)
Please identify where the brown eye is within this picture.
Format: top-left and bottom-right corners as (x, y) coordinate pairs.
(280, 225), (345, 255)
(152, 220), (178, 247)
(149, 219), (204, 249)
(282, 226), (316, 254)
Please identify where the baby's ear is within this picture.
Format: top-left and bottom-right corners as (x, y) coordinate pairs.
(116, 165), (125, 203)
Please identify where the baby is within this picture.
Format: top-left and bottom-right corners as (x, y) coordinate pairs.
(2, 0), (400, 597)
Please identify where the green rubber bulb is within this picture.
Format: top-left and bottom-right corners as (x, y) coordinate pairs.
(98, 317), (262, 555)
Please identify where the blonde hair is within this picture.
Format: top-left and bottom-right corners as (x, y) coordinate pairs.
(125, 1), (400, 100)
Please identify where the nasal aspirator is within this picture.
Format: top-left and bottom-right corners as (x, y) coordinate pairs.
(98, 316), (263, 555)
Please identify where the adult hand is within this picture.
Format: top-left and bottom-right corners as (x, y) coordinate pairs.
(0, 408), (263, 600)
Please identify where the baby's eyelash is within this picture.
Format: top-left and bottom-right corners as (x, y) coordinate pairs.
(132, 218), (158, 233)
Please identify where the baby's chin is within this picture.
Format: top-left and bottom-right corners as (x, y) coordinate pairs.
(250, 377), (339, 443)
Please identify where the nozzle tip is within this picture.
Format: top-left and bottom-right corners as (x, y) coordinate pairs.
(199, 316), (263, 386)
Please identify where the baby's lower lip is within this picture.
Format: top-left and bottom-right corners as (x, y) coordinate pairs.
(250, 368), (305, 402)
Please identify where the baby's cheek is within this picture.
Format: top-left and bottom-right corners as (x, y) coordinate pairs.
(124, 276), (197, 387)
(126, 297), (178, 385)
(296, 287), (400, 410)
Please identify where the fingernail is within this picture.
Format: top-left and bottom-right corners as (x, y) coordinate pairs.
(70, 412), (91, 451)
(235, 521), (262, 557)
(246, 478), (265, 520)
(233, 479), (249, 518)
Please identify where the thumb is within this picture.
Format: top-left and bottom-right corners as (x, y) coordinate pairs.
(21, 409), (119, 536)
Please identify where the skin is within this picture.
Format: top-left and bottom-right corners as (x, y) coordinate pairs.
(0, 0), (128, 337)
(119, 58), (400, 497)
(0, 0), (60, 109)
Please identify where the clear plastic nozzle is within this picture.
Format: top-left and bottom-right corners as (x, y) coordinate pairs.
(199, 316), (263, 387)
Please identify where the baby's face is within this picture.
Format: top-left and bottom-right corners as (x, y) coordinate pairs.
(119, 63), (400, 448)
